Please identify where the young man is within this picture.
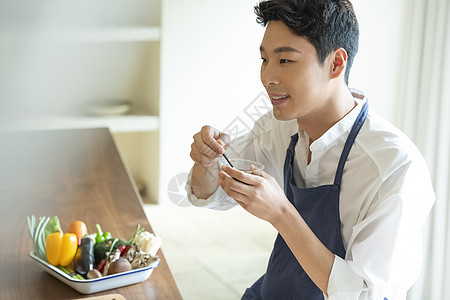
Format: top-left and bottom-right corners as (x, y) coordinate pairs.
(186, 0), (435, 299)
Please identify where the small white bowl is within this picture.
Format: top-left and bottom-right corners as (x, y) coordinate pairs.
(29, 251), (160, 294)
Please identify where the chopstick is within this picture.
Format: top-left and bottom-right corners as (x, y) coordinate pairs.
(222, 153), (234, 168)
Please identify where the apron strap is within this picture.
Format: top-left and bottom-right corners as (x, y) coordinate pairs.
(333, 101), (369, 187)
(287, 133), (299, 155)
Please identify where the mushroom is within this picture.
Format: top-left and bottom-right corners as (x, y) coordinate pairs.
(102, 249), (121, 276)
(87, 269), (102, 279)
(108, 257), (132, 275)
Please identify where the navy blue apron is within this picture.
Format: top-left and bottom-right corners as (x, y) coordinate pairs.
(242, 102), (368, 300)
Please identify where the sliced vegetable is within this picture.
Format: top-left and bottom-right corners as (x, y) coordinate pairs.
(74, 235), (95, 276)
(46, 232), (78, 266)
(69, 220), (88, 245)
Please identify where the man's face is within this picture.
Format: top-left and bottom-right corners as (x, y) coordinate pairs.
(260, 21), (330, 121)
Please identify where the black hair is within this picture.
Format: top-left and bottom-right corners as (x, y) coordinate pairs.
(255, 0), (359, 85)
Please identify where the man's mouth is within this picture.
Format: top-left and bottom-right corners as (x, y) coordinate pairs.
(269, 94), (290, 106)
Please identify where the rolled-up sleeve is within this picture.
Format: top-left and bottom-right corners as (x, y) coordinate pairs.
(326, 255), (366, 299)
(327, 193), (428, 299)
(185, 163), (238, 211)
(326, 160), (435, 300)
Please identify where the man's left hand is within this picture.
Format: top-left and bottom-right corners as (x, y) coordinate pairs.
(218, 165), (290, 224)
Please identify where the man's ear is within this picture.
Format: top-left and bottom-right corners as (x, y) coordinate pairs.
(329, 48), (347, 80)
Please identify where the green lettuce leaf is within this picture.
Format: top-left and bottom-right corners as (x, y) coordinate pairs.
(44, 216), (63, 238)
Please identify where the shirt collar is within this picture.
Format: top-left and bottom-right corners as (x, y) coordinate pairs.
(307, 90), (367, 153)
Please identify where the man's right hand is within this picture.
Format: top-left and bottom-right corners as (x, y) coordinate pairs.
(190, 126), (231, 199)
(190, 125), (231, 167)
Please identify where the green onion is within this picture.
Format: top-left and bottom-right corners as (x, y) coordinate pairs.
(74, 274), (86, 280)
(109, 238), (119, 253)
(58, 266), (70, 275)
(127, 224), (143, 245)
(27, 215), (50, 260)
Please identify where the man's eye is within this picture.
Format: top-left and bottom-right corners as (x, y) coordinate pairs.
(280, 59), (291, 64)
(261, 57), (267, 63)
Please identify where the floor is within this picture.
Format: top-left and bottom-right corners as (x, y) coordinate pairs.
(143, 203), (277, 300)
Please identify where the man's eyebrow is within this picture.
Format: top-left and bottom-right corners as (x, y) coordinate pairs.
(259, 46), (301, 54)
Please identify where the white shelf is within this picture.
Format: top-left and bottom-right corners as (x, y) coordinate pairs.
(1, 26), (161, 43)
(3, 114), (159, 133)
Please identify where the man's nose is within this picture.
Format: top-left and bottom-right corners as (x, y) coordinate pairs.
(261, 62), (280, 86)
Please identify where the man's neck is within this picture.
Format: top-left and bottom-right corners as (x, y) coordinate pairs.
(297, 86), (357, 142)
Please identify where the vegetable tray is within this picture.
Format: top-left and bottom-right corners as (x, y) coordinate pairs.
(29, 251), (160, 294)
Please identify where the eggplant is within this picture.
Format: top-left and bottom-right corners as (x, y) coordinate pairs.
(74, 236), (95, 276)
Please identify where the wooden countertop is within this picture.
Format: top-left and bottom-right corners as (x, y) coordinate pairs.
(0, 128), (181, 299)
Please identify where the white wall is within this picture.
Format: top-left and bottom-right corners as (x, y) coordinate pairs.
(159, 0), (407, 204)
(350, 0), (406, 122)
(159, 0), (266, 203)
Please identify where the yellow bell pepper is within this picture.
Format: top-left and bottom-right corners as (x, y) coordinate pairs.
(46, 232), (78, 266)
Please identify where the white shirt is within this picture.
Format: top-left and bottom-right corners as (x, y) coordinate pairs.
(185, 94), (435, 300)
